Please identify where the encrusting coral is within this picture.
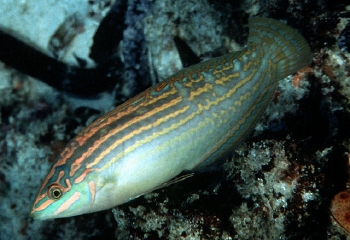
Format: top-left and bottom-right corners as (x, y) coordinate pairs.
(331, 189), (350, 234)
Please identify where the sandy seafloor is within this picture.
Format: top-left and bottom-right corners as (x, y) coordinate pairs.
(0, 0), (350, 239)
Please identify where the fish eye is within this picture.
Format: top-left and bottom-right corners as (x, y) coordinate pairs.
(48, 184), (63, 200)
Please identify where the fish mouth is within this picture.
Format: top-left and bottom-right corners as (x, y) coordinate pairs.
(30, 209), (51, 220)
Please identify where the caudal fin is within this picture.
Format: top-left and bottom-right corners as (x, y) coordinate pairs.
(248, 17), (312, 80)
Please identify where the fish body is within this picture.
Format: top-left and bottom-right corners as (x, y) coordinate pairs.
(31, 17), (311, 219)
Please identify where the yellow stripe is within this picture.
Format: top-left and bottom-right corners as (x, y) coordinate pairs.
(72, 96), (183, 170)
(101, 66), (261, 171)
(87, 105), (190, 169)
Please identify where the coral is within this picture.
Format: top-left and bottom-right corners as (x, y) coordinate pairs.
(338, 20), (350, 53)
(225, 140), (325, 239)
(112, 192), (229, 239)
(143, 0), (263, 82)
(330, 189), (350, 234)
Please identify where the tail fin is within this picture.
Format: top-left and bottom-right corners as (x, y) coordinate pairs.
(248, 17), (312, 80)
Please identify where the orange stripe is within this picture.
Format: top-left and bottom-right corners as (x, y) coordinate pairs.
(71, 96), (183, 172)
(74, 168), (100, 184)
(32, 199), (55, 212)
(89, 181), (96, 208)
(54, 192), (81, 215)
(87, 105), (190, 169)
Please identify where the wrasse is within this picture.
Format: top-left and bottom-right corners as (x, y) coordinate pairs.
(31, 17), (311, 219)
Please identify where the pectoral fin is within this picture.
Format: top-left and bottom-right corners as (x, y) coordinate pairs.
(128, 173), (195, 202)
(153, 173), (194, 191)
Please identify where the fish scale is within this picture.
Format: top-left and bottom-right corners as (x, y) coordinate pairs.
(31, 17), (311, 219)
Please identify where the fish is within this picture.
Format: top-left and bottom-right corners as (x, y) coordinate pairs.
(30, 17), (311, 220)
